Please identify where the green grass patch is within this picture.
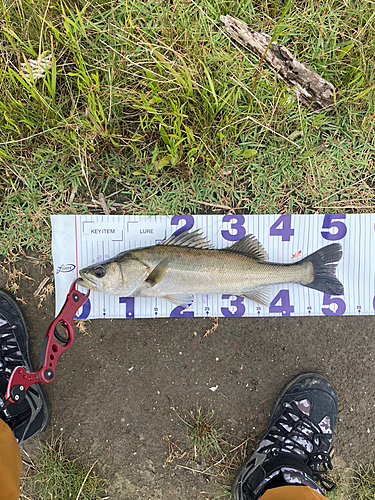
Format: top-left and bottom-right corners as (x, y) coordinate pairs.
(172, 409), (375, 500)
(1, 0), (375, 260)
(328, 462), (375, 500)
(21, 435), (107, 500)
(185, 407), (230, 461)
(171, 407), (253, 498)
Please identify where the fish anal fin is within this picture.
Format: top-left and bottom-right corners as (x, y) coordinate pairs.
(162, 294), (194, 308)
(159, 229), (215, 250)
(145, 259), (169, 287)
(226, 235), (268, 261)
(242, 287), (271, 306)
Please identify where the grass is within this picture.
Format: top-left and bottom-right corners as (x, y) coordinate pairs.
(1, 0), (375, 261)
(171, 409), (375, 500)
(185, 407), (230, 461)
(20, 434), (107, 500)
(328, 463), (375, 500)
(172, 407), (253, 498)
(348, 463), (375, 500)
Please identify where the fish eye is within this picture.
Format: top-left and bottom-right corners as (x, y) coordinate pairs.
(94, 266), (106, 278)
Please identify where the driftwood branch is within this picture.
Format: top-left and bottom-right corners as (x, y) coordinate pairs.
(220, 15), (335, 111)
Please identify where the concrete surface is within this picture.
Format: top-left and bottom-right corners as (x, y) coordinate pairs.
(2, 259), (374, 499)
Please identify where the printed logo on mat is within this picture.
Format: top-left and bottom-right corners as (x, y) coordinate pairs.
(56, 264), (76, 274)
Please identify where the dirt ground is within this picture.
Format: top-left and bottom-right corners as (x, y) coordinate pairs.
(2, 259), (374, 499)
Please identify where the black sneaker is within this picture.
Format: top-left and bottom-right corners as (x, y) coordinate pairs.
(232, 373), (338, 499)
(0, 289), (49, 444)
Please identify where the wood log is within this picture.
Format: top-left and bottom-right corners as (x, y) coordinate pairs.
(220, 15), (335, 111)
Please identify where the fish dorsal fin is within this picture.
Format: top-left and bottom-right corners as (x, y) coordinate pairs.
(226, 234), (268, 261)
(159, 229), (215, 250)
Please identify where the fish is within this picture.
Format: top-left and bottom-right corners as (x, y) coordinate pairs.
(78, 229), (343, 307)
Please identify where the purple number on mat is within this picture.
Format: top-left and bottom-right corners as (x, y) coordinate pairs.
(170, 305), (194, 317)
(321, 294), (346, 316)
(269, 290), (294, 316)
(321, 214), (347, 240)
(74, 296), (91, 320)
(269, 215), (294, 241)
(221, 215), (246, 241)
(119, 297), (135, 318)
(171, 215), (194, 237)
(221, 295), (246, 317)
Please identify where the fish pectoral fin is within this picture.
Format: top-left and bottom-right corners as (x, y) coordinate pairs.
(145, 259), (169, 287)
(242, 287), (271, 306)
(225, 234), (268, 261)
(162, 294), (194, 308)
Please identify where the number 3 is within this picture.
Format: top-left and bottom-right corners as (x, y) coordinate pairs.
(221, 295), (245, 317)
(221, 215), (246, 241)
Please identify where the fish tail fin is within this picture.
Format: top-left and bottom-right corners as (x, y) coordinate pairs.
(299, 243), (343, 295)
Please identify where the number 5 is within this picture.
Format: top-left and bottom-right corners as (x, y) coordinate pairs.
(321, 214), (347, 240)
(321, 294), (346, 316)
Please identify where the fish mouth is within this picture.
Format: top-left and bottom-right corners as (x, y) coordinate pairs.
(78, 273), (103, 291)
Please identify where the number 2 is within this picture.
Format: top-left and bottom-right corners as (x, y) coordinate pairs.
(171, 215), (194, 237)
(170, 305), (194, 317)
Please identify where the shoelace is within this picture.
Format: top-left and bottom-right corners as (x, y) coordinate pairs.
(0, 320), (43, 444)
(0, 322), (24, 373)
(258, 401), (336, 491)
(0, 321), (25, 414)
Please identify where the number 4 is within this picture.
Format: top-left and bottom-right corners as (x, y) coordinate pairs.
(269, 290), (294, 316)
(270, 215), (294, 242)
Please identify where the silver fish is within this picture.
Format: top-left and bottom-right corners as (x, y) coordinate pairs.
(78, 230), (343, 307)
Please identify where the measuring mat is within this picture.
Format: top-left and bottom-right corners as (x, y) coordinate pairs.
(51, 214), (374, 319)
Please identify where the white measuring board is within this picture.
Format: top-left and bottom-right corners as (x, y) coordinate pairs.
(51, 214), (375, 319)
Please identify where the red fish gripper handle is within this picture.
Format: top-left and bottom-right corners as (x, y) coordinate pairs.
(5, 279), (90, 404)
